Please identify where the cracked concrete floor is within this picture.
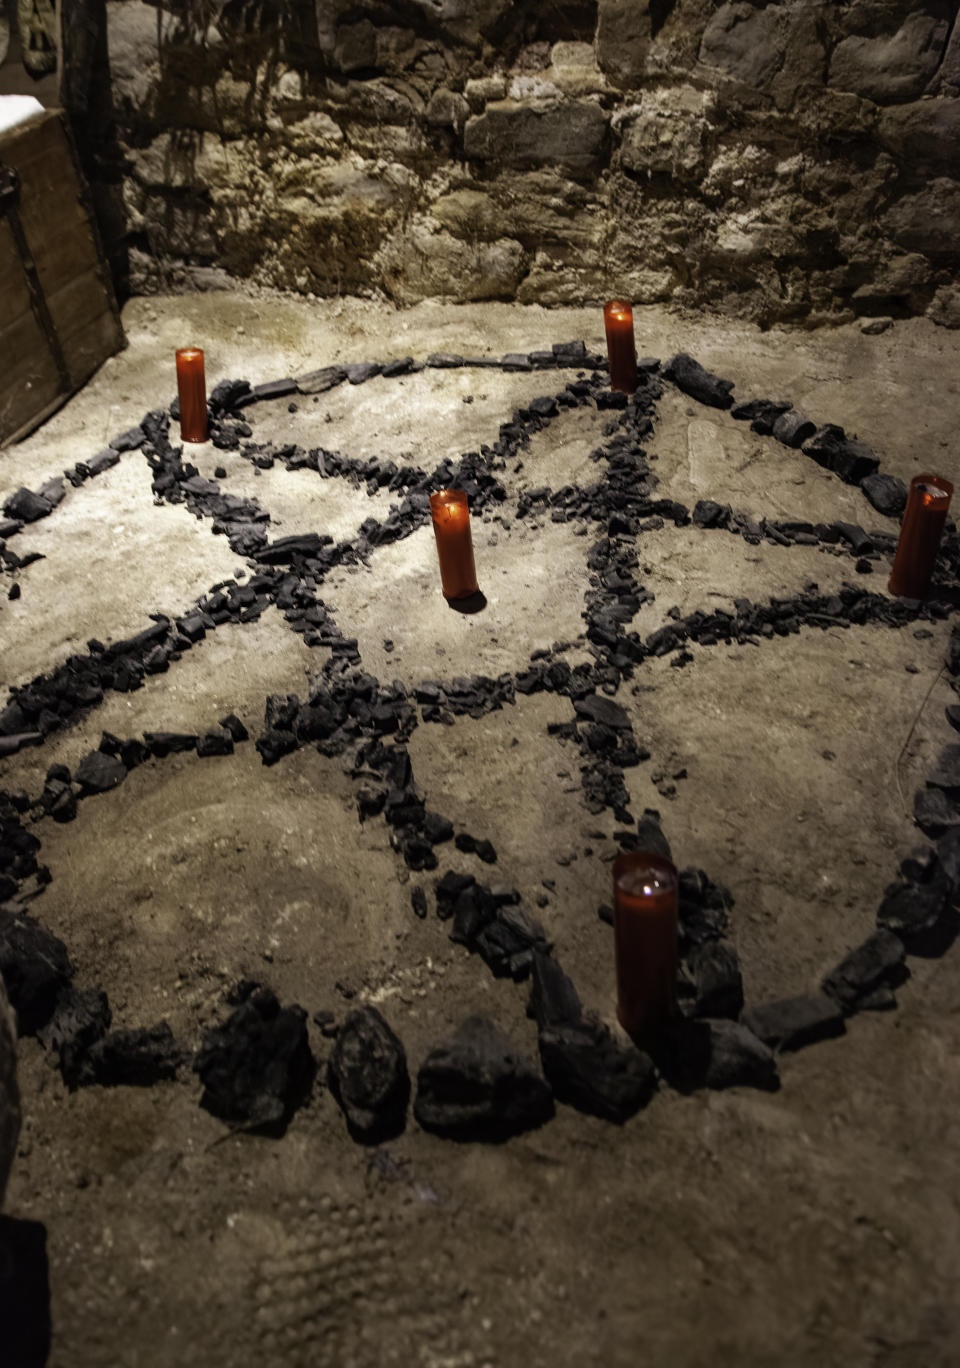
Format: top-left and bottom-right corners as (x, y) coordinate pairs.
(2, 292), (960, 1368)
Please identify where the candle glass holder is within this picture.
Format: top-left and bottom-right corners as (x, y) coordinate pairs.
(176, 346), (208, 444)
(603, 300), (637, 395)
(429, 488), (479, 601)
(888, 473), (953, 600)
(613, 851), (679, 1040)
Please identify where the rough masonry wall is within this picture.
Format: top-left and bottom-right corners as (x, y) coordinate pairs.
(107, 0), (960, 328)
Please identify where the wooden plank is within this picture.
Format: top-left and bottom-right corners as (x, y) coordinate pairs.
(0, 221), (36, 324)
(60, 307), (126, 387)
(0, 107), (124, 440)
(0, 312), (63, 446)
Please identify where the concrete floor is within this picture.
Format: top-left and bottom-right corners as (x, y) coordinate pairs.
(2, 292), (960, 1368)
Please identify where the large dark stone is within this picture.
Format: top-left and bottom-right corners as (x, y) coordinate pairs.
(414, 1016), (554, 1141)
(195, 988), (313, 1133)
(538, 1020), (656, 1123)
(327, 1006), (409, 1143)
(0, 912), (72, 1037)
(741, 994), (845, 1051)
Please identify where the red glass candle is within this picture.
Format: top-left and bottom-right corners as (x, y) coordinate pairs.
(176, 346), (208, 443)
(613, 851), (678, 1040)
(888, 473), (953, 599)
(429, 488), (479, 600)
(603, 300), (637, 395)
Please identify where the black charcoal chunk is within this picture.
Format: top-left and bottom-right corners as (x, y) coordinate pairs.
(526, 949), (582, 1029)
(422, 812), (454, 845)
(426, 353), (464, 368)
(295, 366), (346, 395)
(327, 1006), (409, 1143)
(143, 731), (197, 758)
(634, 810), (672, 861)
(37, 986), (111, 1088)
(501, 353), (533, 371)
(255, 532), (334, 564)
(381, 357), (415, 377)
(251, 378), (297, 401)
(730, 398), (791, 426)
(219, 713), (249, 742)
(822, 930), (906, 1011)
(449, 883), (498, 945)
(914, 786), (960, 835)
(741, 993), (845, 1051)
(74, 749), (127, 795)
(109, 425), (146, 452)
(552, 341), (587, 361)
(208, 378), (252, 412)
(539, 1020), (656, 1122)
(255, 728), (297, 766)
(0, 910), (73, 1036)
(414, 1016), (553, 1140)
(574, 694), (630, 729)
(0, 518), (23, 538)
(79, 448), (120, 478)
(677, 867), (731, 946)
(664, 354), (734, 409)
(876, 873), (950, 944)
(860, 472), (908, 518)
(529, 396), (558, 417)
(195, 988), (314, 1133)
(344, 362), (382, 384)
(197, 730), (234, 757)
(682, 939), (743, 1019)
(411, 886), (427, 919)
(927, 744), (960, 791)
(771, 409), (816, 448)
(474, 905), (548, 979)
(832, 522), (873, 556)
(653, 1018), (779, 1092)
(801, 426), (878, 484)
(692, 500), (727, 528)
(2, 488), (51, 523)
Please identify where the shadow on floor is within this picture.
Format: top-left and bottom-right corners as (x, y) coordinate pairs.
(0, 1215), (51, 1367)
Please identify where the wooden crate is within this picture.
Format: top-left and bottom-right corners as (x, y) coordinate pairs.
(0, 107), (124, 446)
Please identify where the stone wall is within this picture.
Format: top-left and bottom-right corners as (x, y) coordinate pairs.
(104, 0), (959, 327)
